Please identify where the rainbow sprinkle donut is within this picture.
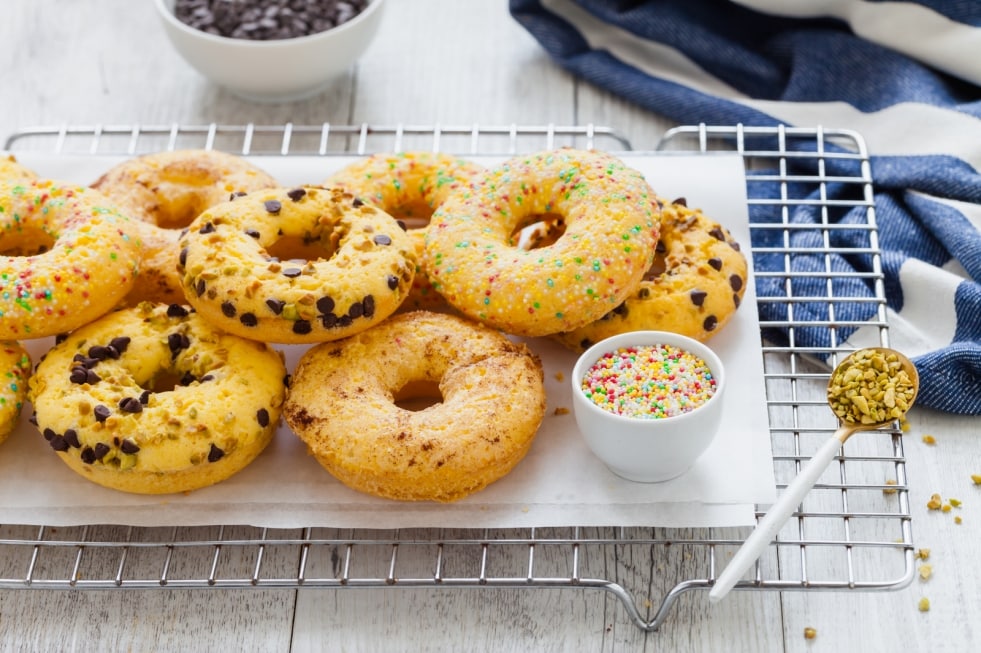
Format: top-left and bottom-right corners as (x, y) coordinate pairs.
(0, 180), (142, 340)
(423, 148), (661, 337)
(325, 151), (484, 312)
(0, 341), (30, 444)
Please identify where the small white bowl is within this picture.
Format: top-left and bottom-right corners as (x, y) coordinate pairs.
(571, 331), (726, 483)
(153, 0), (386, 102)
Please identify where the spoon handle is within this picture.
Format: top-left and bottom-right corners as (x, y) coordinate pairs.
(709, 433), (845, 603)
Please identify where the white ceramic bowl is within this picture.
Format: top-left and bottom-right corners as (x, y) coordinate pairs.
(570, 331), (726, 483)
(153, 0), (386, 102)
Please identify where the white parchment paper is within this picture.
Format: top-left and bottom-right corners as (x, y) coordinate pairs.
(0, 152), (774, 528)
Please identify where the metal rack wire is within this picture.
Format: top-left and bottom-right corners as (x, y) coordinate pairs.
(0, 123), (914, 632)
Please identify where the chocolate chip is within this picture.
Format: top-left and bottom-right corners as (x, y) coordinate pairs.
(655, 240), (667, 254)
(293, 320), (312, 335)
(708, 227), (725, 241)
(70, 367), (90, 384)
(348, 302), (364, 319)
(94, 405), (111, 422)
(579, 338), (593, 351)
(109, 337), (131, 354)
(321, 313), (338, 328)
(372, 234), (392, 246)
(80, 447), (97, 464)
(199, 222), (216, 234)
(708, 257), (723, 271)
(256, 408), (270, 427)
(386, 274), (399, 290)
(120, 439), (141, 454)
(168, 333), (190, 354)
(352, 197), (364, 208)
(167, 304), (189, 318)
(195, 279), (206, 296)
(88, 345), (109, 361)
(704, 315), (718, 331)
(178, 247), (189, 268)
(396, 220), (407, 231)
(264, 200), (282, 214)
(729, 274), (743, 292)
(316, 296), (335, 314)
(245, 228), (261, 239)
(730, 241), (741, 252)
(240, 313), (258, 327)
(200, 374), (215, 382)
(221, 301), (237, 318)
(338, 315), (353, 328)
(690, 290), (708, 307)
(64, 429), (81, 448)
(362, 295), (375, 318)
(93, 443), (110, 460)
(207, 444), (225, 463)
(282, 267), (302, 278)
(43, 428), (56, 441)
(266, 298), (286, 314)
(55, 333), (69, 345)
(287, 188), (306, 202)
(139, 390), (151, 405)
(672, 197), (687, 207)
(118, 397), (143, 414)
(734, 293), (741, 308)
(180, 371), (197, 386)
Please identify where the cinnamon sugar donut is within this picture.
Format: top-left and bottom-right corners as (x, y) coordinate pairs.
(423, 148), (661, 336)
(0, 179), (142, 339)
(91, 149), (279, 304)
(552, 198), (748, 352)
(325, 151), (483, 312)
(283, 311), (547, 502)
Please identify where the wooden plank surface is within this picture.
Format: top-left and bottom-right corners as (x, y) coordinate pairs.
(0, 1), (978, 651)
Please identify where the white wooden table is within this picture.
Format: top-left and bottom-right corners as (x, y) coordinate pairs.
(1, 1), (978, 651)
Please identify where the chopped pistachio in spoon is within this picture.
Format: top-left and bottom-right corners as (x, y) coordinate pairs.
(827, 348), (917, 425)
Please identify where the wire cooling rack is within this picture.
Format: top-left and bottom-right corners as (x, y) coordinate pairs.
(0, 123), (914, 632)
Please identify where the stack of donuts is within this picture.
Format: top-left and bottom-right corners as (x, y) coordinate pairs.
(0, 146), (747, 502)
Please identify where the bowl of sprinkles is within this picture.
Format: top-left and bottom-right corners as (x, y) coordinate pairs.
(571, 331), (726, 482)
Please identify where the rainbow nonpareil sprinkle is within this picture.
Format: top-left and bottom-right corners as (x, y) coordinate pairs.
(580, 344), (717, 419)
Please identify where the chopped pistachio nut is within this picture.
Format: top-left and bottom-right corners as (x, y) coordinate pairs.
(916, 548), (930, 560)
(918, 564), (932, 581)
(803, 627), (817, 640)
(553, 407), (570, 416)
(918, 597), (930, 612)
(942, 503), (952, 513)
(921, 434), (936, 445)
(955, 516), (963, 525)
(883, 479), (898, 495)
(971, 474), (981, 485)
(927, 493), (943, 510)
(554, 371), (565, 382)
(950, 498), (962, 508)
(827, 349), (916, 425)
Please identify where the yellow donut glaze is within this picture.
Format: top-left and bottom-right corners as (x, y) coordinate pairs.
(423, 148), (661, 337)
(92, 149), (280, 305)
(0, 180), (142, 340)
(0, 340), (30, 444)
(284, 311), (547, 502)
(178, 185), (416, 344)
(325, 151), (484, 312)
(28, 302), (286, 494)
(552, 199), (749, 352)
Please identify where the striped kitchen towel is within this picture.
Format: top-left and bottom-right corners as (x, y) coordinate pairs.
(511, 0), (981, 414)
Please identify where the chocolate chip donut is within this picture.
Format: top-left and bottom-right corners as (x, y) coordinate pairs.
(552, 198), (748, 352)
(177, 185), (416, 344)
(28, 302), (287, 494)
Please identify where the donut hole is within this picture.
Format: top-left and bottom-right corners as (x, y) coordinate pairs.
(142, 368), (186, 394)
(265, 234), (334, 263)
(0, 227), (56, 256)
(511, 212), (566, 250)
(386, 201), (434, 230)
(393, 379), (443, 411)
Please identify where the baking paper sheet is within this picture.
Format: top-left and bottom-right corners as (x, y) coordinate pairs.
(0, 152), (774, 529)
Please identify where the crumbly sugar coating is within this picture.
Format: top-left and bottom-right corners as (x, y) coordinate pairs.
(423, 148), (661, 337)
(0, 180), (142, 340)
(552, 198), (748, 352)
(283, 311), (547, 502)
(325, 151), (484, 312)
(27, 302), (287, 494)
(91, 149), (280, 305)
(177, 185), (417, 344)
(0, 341), (30, 444)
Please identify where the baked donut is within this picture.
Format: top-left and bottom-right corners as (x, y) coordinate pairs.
(552, 198), (749, 352)
(283, 311), (547, 502)
(177, 185), (416, 344)
(91, 149), (279, 304)
(423, 148), (661, 337)
(27, 302), (287, 494)
(325, 151), (484, 311)
(0, 179), (142, 340)
(0, 341), (31, 444)
(0, 154), (37, 182)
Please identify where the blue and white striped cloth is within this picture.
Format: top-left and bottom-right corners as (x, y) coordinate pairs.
(511, 0), (981, 414)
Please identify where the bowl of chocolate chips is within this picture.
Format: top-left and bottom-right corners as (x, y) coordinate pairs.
(154, 0), (385, 102)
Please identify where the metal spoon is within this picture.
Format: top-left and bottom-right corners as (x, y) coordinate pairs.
(709, 347), (919, 603)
